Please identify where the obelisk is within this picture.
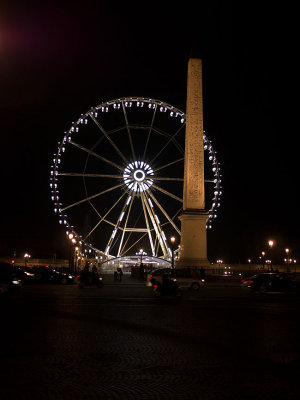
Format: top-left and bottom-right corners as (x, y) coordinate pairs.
(177, 49), (210, 268)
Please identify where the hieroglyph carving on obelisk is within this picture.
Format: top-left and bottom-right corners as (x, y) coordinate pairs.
(183, 57), (205, 211)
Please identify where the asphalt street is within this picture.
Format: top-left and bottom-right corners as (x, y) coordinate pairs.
(1, 275), (299, 400)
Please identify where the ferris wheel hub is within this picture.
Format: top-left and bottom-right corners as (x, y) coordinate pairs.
(133, 170), (145, 181)
(123, 161), (154, 192)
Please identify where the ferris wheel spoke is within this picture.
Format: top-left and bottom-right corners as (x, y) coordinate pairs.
(150, 125), (184, 164)
(161, 207), (182, 228)
(122, 102), (136, 160)
(155, 158), (184, 172)
(151, 184), (183, 203)
(84, 191), (127, 241)
(104, 194), (133, 255)
(61, 183), (123, 211)
(89, 114), (129, 164)
(142, 191), (169, 256)
(58, 172), (122, 179)
(153, 177), (183, 181)
(69, 140), (123, 171)
(147, 190), (181, 235)
(106, 125), (127, 135)
(172, 206), (182, 221)
(140, 190), (155, 256)
(143, 106), (157, 160)
(121, 232), (148, 256)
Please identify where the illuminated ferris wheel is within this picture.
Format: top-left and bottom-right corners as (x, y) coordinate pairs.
(50, 97), (222, 260)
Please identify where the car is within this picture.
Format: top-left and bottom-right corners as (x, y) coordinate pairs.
(27, 266), (75, 284)
(146, 267), (205, 291)
(16, 267), (36, 284)
(0, 262), (22, 295)
(241, 272), (300, 293)
(146, 268), (172, 286)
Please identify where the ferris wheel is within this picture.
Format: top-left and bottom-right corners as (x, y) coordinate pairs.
(50, 97), (222, 260)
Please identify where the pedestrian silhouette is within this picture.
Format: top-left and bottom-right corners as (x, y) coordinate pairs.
(117, 267), (123, 281)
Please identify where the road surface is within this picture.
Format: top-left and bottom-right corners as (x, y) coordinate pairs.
(1, 275), (299, 399)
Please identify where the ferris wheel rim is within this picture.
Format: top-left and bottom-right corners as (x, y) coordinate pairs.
(50, 96), (222, 258)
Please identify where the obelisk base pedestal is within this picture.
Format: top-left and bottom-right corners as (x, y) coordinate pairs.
(176, 211), (210, 269)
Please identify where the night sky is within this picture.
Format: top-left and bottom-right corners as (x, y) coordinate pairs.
(0, 1), (297, 264)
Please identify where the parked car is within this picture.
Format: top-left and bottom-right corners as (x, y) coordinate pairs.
(241, 272), (300, 293)
(27, 266), (75, 284)
(0, 262), (22, 295)
(17, 267), (36, 284)
(147, 267), (205, 291)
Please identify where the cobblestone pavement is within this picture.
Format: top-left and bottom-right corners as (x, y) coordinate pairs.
(0, 275), (299, 399)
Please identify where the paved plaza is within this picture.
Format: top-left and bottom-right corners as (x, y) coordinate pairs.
(1, 275), (299, 399)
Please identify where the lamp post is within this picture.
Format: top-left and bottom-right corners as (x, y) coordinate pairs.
(136, 249), (147, 280)
(170, 236), (176, 269)
(216, 259), (223, 274)
(285, 248), (290, 273)
(75, 246), (79, 272)
(284, 256), (292, 273)
(24, 252), (31, 267)
(136, 248), (147, 265)
(284, 248), (296, 273)
(68, 233), (77, 273)
(268, 240), (274, 271)
(261, 251), (265, 270)
(266, 259), (272, 270)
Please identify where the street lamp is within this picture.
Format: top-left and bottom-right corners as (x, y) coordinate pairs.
(136, 249), (147, 279)
(261, 251), (266, 270)
(68, 233), (76, 272)
(284, 248), (290, 273)
(268, 240), (274, 271)
(266, 259), (272, 270)
(24, 252), (31, 267)
(136, 249), (147, 265)
(284, 248), (296, 273)
(74, 246), (80, 272)
(170, 236), (176, 269)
